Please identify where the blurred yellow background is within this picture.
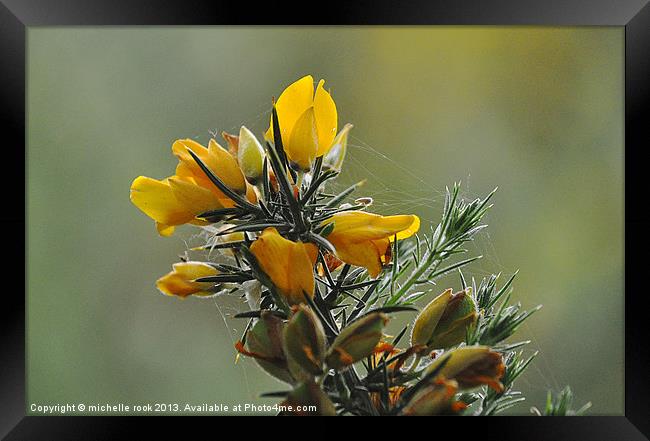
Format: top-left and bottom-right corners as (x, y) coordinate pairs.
(27, 27), (623, 414)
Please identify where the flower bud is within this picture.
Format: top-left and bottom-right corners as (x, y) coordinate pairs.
(326, 312), (388, 370)
(283, 305), (327, 377)
(281, 381), (336, 416)
(425, 346), (505, 393)
(410, 288), (477, 350)
(323, 123), (353, 173)
(237, 311), (294, 384)
(237, 126), (265, 184)
(155, 261), (219, 298)
(400, 378), (460, 416)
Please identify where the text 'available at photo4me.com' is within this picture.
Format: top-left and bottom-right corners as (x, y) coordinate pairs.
(29, 402), (317, 415)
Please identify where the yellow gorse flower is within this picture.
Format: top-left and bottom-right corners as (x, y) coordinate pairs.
(321, 211), (420, 277)
(130, 138), (256, 236)
(156, 261), (219, 298)
(249, 227), (318, 305)
(129, 75), (538, 417)
(172, 138), (247, 194)
(265, 75), (339, 171)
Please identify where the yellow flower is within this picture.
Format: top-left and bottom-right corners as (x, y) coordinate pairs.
(321, 211), (420, 277)
(156, 261), (219, 298)
(249, 227), (318, 305)
(265, 75), (338, 171)
(130, 175), (224, 236)
(130, 138), (256, 236)
(172, 138), (247, 194)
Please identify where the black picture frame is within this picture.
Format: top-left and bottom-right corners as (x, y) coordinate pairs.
(3, 0), (648, 438)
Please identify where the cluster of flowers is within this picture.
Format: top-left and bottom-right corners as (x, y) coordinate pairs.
(130, 76), (507, 415)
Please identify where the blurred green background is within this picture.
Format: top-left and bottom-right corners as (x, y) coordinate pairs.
(27, 27), (623, 415)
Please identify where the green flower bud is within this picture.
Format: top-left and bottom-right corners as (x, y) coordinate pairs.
(281, 381), (337, 416)
(283, 305), (327, 377)
(400, 378), (460, 416)
(240, 311), (294, 384)
(326, 312), (388, 370)
(425, 346), (505, 393)
(238, 125), (265, 184)
(410, 288), (477, 350)
(323, 123), (353, 173)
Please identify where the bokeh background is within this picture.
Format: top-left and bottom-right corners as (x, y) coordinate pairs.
(27, 27), (623, 415)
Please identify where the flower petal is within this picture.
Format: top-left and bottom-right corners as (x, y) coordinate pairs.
(156, 261), (218, 298)
(324, 211), (420, 242)
(168, 176), (226, 216)
(327, 237), (388, 278)
(287, 106), (319, 171)
(172, 138), (211, 180)
(250, 227), (315, 304)
(171, 261), (218, 280)
(221, 130), (239, 155)
(392, 214), (420, 241)
(172, 138), (246, 194)
(266, 75), (314, 145)
(156, 222), (176, 237)
(245, 182), (259, 204)
(130, 176), (194, 227)
(207, 139), (247, 194)
(313, 79), (338, 157)
(288, 242), (318, 303)
(321, 211), (418, 277)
